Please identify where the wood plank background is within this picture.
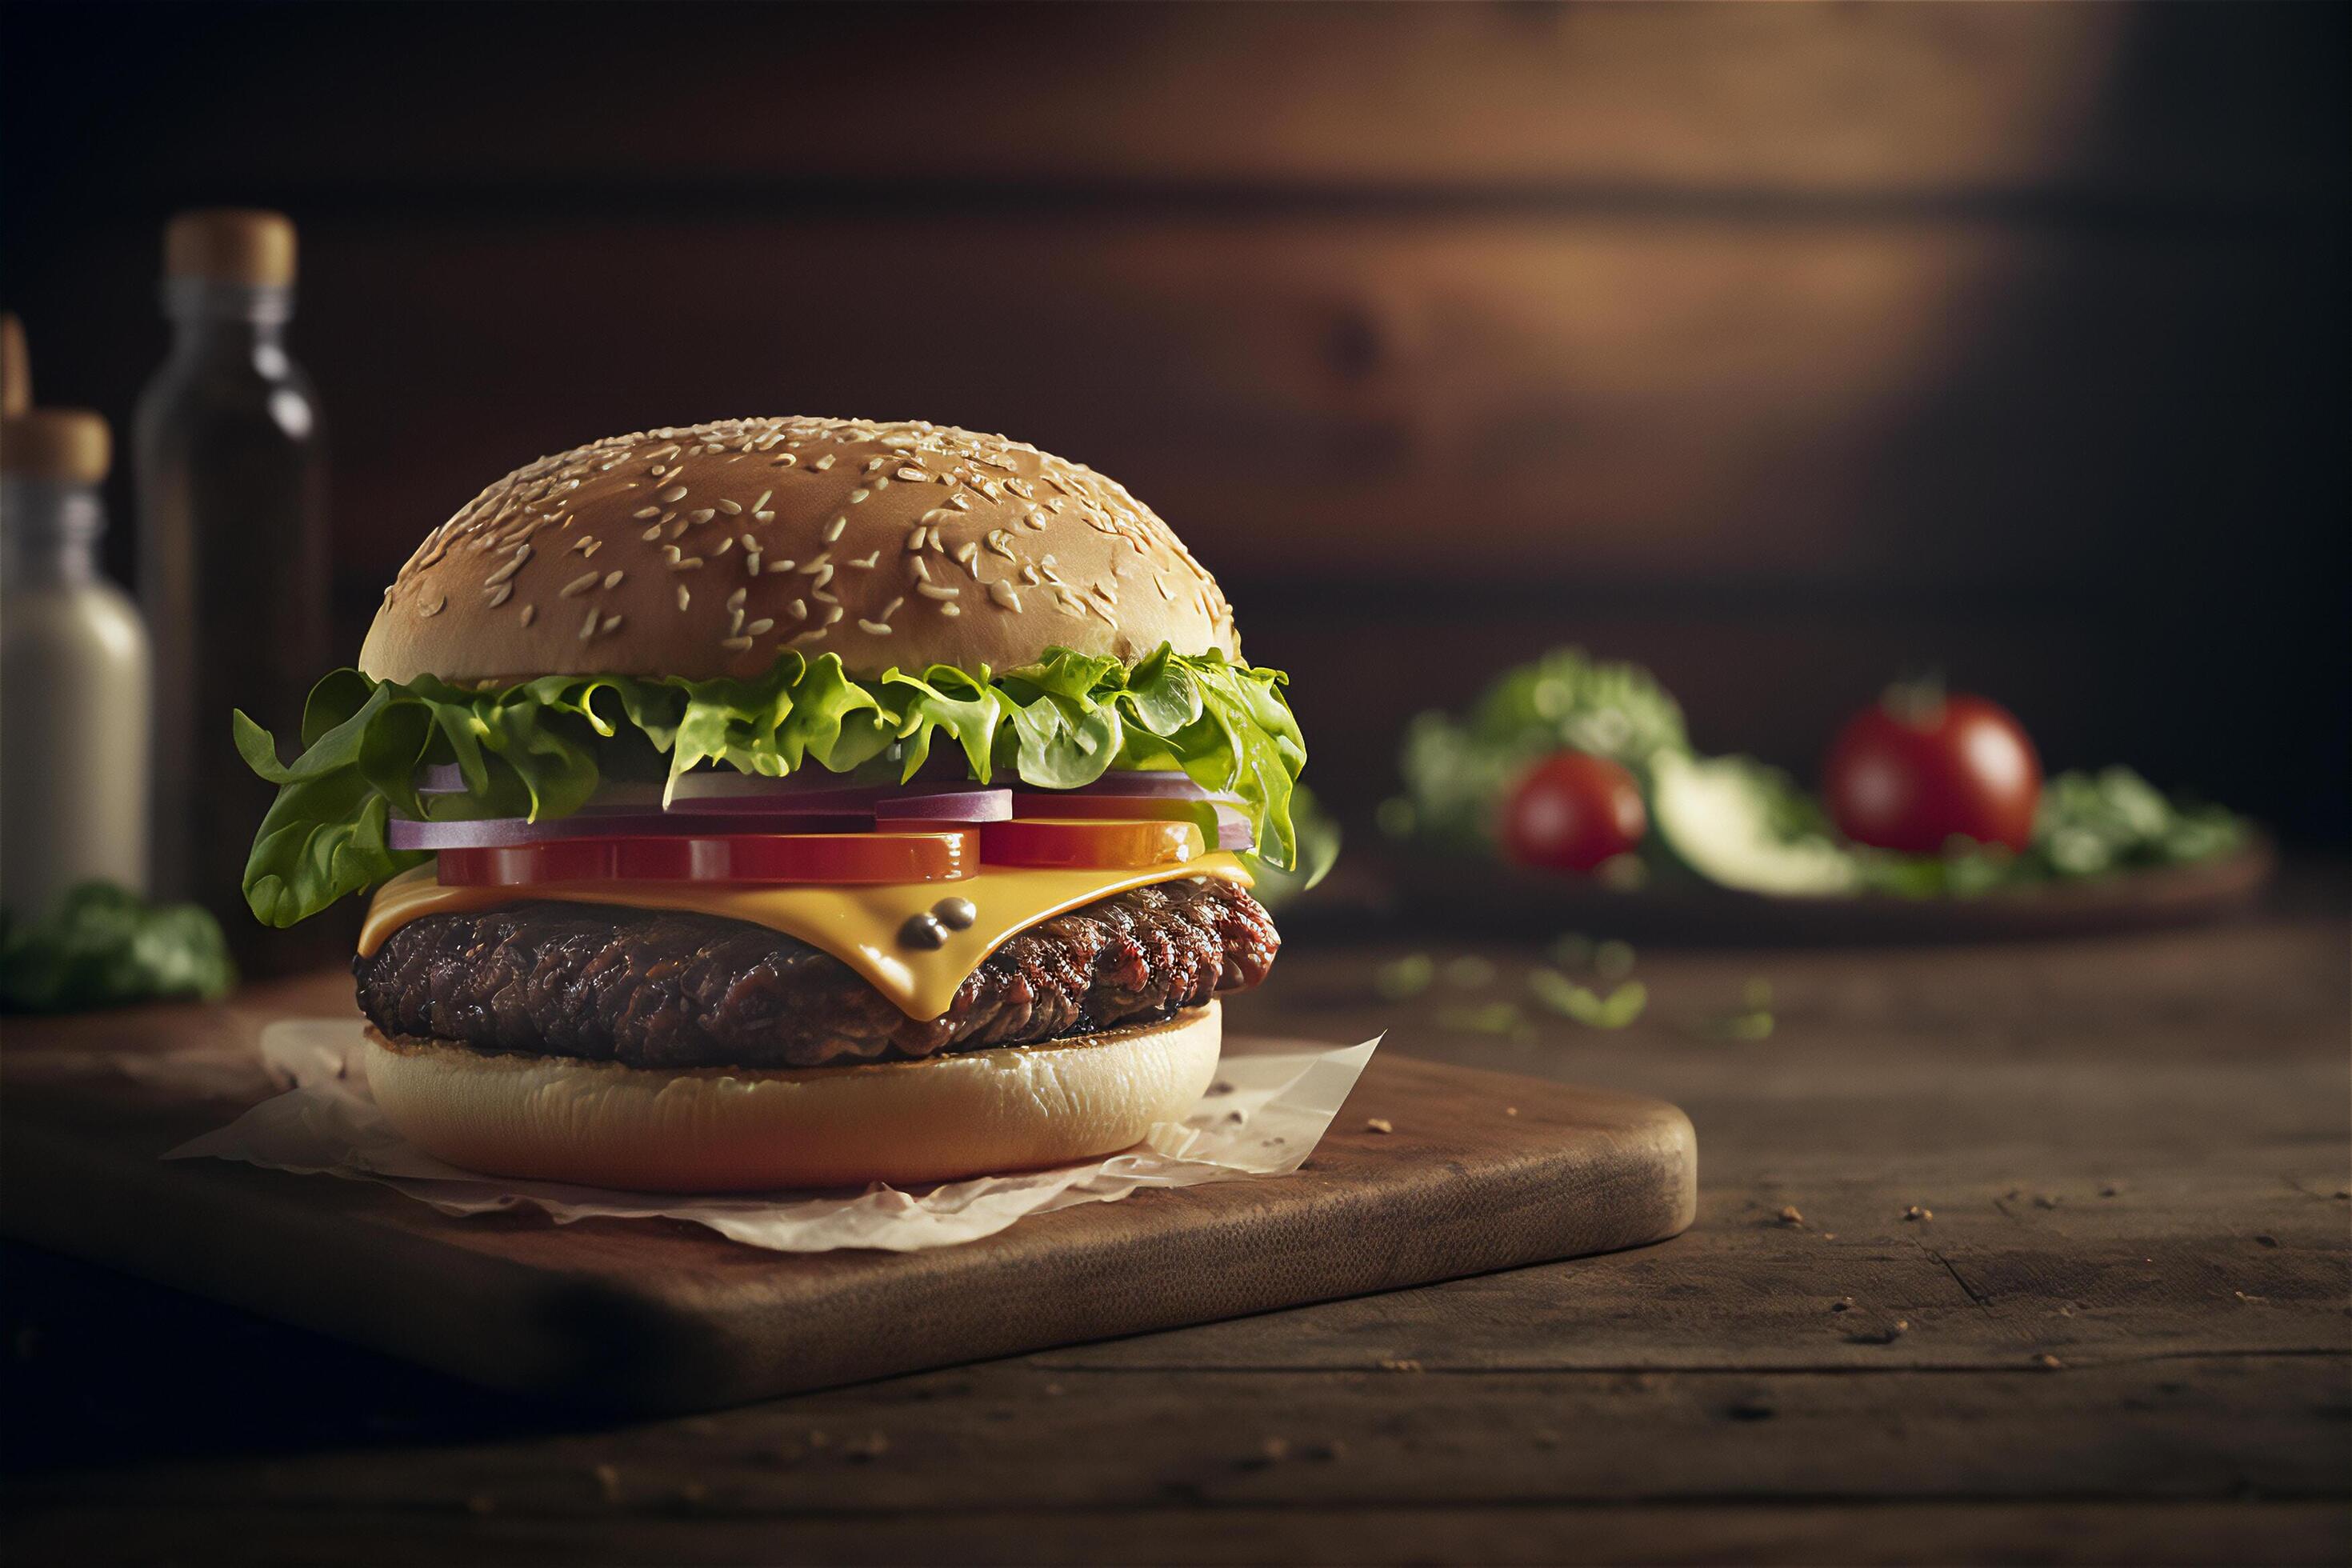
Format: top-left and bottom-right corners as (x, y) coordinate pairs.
(2, 1), (2343, 838)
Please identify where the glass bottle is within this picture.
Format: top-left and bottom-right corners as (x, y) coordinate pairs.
(133, 209), (330, 969)
(1, 406), (151, 919)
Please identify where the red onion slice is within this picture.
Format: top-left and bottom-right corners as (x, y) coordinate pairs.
(390, 811), (874, 851)
(1062, 770), (1238, 802)
(389, 788), (1012, 851)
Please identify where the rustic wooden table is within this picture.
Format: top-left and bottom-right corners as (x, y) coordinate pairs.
(6, 871), (2347, 1566)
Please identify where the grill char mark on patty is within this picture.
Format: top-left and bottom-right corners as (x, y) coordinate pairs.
(354, 878), (1278, 1070)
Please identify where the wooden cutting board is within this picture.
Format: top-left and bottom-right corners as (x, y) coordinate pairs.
(0, 974), (1695, 1416)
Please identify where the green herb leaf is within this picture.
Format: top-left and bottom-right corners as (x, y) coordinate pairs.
(1527, 968), (1649, 1029)
(0, 882), (237, 1014)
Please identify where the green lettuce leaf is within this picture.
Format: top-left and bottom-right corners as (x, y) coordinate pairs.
(237, 646), (1308, 926)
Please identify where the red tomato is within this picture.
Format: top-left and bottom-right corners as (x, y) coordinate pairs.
(1822, 690), (2042, 854)
(1500, 752), (1648, 874)
(979, 817), (1205, 870)
(436, 828), (978, 886)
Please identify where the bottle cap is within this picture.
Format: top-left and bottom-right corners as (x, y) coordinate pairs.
(1, 314), (27, 417)
(0, 409), (111, 483)
(164, 209), (297, 287)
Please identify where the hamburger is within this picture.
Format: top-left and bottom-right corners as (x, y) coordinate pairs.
(237, 418), (1315, 1191)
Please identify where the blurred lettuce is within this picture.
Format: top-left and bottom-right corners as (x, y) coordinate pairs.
(1, 882), (236, 1014)
(1388, 646), (2249, 898)
(1857, 766), (2249, 897)
(237, 644), (1309, 927)
(1389, 647), (1687, 851)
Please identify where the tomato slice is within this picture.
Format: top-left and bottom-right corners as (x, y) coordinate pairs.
(436, 828), (978, 886)
(1009, 793), (1254, 851)
(978, 818), (1205, 870)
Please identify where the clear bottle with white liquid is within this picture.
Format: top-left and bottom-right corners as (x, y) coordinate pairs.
(0, 400), (152, 918)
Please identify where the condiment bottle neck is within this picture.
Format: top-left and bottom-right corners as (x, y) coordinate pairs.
(1, 478), (106, 584)
(162, 279), (295, 370)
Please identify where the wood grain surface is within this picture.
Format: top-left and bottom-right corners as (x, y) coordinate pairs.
(0, 978), (1694, 1414)
(5, 870), (2345, 1565)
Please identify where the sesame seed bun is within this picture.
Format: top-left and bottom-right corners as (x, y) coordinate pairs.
(358, 418), (1240, 685)
(361, 1003), (1222, 1192)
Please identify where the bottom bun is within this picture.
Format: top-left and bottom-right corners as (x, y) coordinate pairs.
(362, 1002), (1222, 1192)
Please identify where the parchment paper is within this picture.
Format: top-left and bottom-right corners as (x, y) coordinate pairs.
(164, 1021), (1379, 1252)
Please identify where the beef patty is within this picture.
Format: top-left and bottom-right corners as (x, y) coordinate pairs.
(354, 878), (1278, 1070)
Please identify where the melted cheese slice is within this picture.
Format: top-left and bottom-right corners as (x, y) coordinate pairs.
(358, 853), (1254, 1022)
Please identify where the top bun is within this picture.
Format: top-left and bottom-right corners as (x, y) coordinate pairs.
(358, 418), (1240, 685)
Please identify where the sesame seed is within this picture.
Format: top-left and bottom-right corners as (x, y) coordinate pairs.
(850, 551), (879, 569)
(486, 582), (513, 608)
(642, 524), (664, 541)
(721, 635), (754, 652)
(988, 580), (1022, 611)
(746, 618), (774, 635)
(894, 466), (926, 482)
(811, 454), (835, 471)
(954, 541), (980, 567)
(714, 537), (734, 555)
(752, 490), (772, 513)
(669, 557), (703, 570)
(746, 552), (762, 574)
(633, 506), (660, 519)
(753, 510), (776, 523)
(602, 570), (624, 590)
(857, 619), (893, 635)
(660, 485), (688, 502)
(561, 570), (600, 598)
(717, 498), (742, 515)
(879, 596), (905, 619)
(939, 602), (961, 618)
(917, 582), (960, 600)
(519, 604), (536, 626)
(788, 628), (826, 646)
(601, 614), (623, 635)
(765, 558), (794, 574)
(578, 608), (600, 640)
(905, 526), (927, 551)
(787, 598), (807, 620)
(676, 585), (691, 611)
(726, 587), (748, 609)
(690, 509), (716, 525)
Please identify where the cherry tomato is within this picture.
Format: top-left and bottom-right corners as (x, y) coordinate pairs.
(436, 828), (978, 886)
(978, 818), (1205, 870)
(1822, 689), (2042, 854)
(1499, 752), (1648, 874)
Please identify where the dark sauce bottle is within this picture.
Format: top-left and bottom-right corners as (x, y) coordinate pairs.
(133, 210), (332, 973)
